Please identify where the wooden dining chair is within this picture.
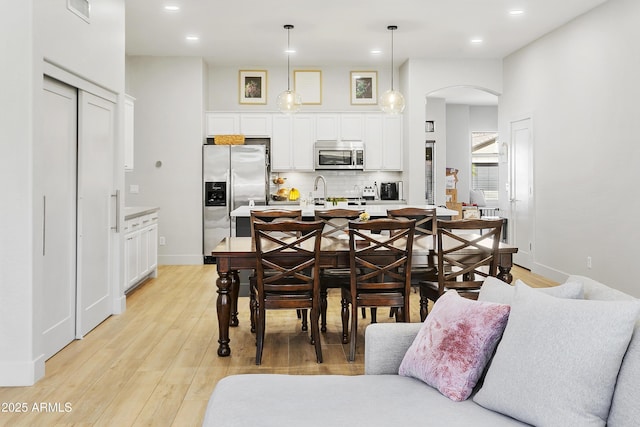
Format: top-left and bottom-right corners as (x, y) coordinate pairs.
(387, 207), (437, 321)
(418, 218), (504, 320)
(253, 219), (324, 365)
(342, 218), (415, 362)
(314, 209), (364, 335)
(249, 209), (302, 333)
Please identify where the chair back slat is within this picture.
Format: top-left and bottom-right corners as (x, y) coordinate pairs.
(436, 218), (503, 295)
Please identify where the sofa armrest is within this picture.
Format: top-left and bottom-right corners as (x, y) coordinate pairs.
(364, 323), (422, 375)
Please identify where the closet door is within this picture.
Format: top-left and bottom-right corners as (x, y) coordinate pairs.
(77, 91), (115, 337)
(40, 77), (77, 359)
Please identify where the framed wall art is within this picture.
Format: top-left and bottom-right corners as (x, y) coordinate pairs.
(350, 71), (377, 105)
(239, 70), (267, 104)
(294, 70), (322, 105)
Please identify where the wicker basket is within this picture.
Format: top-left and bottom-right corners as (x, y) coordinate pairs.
(214, 134), (245, 145)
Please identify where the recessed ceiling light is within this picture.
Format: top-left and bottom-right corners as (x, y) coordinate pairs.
(164, 5), (180, 12)
(471, 38), (483, 44)
(370, 49), (382, 55)
(285, 49), (296, 54)
(509, 9), (524, 16)
(186, 35), (199, 41)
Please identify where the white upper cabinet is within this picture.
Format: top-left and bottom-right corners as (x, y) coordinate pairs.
(240, 114), (272, 136)
(315, 114), (339, 140)
(364, 113), (402, 171)
(206, 113), (240, 136)
(206, 113), (272, 137)
(315, 113), (364, 141)
(340, 114), (364, 141)
(124, 95), (135, 170)
(271, 114), (314, 171)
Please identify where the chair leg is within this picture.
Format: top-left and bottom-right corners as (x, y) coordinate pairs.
(249, 281), (257, 333)
(370, 307), (377, 323)
(311, 307), (323, 363)
(341, 296), (350, 345)
(320, 287), (328, 332)
(300, 309), (308, 331)
(255, 303), (265, 365)
(419, 288), (429, 322)
(349, 301), (358, 362)
(361, 307), (366, 319)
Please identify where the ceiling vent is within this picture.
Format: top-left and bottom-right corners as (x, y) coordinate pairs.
(68, 0), (90, 22)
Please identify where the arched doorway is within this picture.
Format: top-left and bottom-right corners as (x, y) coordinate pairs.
(425, 86), (500, 208)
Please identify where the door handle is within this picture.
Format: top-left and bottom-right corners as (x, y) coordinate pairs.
(111, 190), (120, 232)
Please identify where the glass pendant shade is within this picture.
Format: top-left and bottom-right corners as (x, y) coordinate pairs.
(277, 89), (302, 113)
(379, 89), (405, 114)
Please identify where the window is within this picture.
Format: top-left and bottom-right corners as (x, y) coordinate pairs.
(471, 132), (499, 202)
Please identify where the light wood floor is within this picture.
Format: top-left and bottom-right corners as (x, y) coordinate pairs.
(0, 265), (556, 426)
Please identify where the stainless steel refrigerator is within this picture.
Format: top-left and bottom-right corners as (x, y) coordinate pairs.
(203, 143), (268, 263)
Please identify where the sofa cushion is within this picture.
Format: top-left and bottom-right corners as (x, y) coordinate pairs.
(565, 275), (640, 426)
(398, 290), (510, 401)
(478, 276), (583, 305)
(473, 282), (639, 426)
(203, 374), (529, 427)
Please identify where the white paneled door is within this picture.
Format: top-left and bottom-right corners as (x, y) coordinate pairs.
(510, 117), (534, 269)
(77, 91), (115, 337)
(41, 77), (77, 359)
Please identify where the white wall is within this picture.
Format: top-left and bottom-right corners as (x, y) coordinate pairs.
(500, 0), (640, 295)
(401, 59), (502, 205)
(0, 0), (125, 386)
(445, 105), (498, 203)
(126, 56), (206, 264)
(208, 65), (393, 112)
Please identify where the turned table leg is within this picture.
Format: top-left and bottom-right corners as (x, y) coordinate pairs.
(216, 270), (232, 356)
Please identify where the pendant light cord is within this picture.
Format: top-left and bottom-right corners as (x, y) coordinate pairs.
(388, 25), (397, 91)
(287, 27), (291, 91)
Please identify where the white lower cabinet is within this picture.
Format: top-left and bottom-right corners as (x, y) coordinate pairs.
(124, 211), (159, 293)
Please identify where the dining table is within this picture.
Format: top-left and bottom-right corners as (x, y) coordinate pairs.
(211, 233), (518, 357)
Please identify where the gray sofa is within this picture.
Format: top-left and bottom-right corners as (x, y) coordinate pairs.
(203, 276), (639, 426)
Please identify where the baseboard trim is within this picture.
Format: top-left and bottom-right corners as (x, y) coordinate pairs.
(0, 354), (45, 386)
(531, 262), (570, 284)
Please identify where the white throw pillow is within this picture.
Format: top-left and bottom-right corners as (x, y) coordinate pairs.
(478, 276), (584, 305)
(473, 282), (639, 426)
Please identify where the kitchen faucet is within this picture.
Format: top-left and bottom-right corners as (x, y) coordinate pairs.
(314, 175), (327, 204)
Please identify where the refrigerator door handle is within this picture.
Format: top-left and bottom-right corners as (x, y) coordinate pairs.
(226, 169), (231, 215)
(230, 168), (236, 212)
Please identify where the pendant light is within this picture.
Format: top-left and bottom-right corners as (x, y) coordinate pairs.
(277, 24), (302, 113)
(379, 25), (405, 114)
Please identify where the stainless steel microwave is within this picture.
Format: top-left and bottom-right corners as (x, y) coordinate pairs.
(314, 141), (365, 170)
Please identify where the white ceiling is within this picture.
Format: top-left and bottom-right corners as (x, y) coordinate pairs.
(125, 0), (607, 105)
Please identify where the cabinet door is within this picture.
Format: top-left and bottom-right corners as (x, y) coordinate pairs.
(382, 115), (403, 170)
(147, 223), (158, 273)
(315, 114), (338, 140)
(125, 230), (140, 290)
(340, 114), (364, 141)
(138, 220), (150, 277)
(206, 113), (240, 136)
(364, 114), (383, 170)
(124, 95), (134, 170)
(271, 115), (292, 171)
(240, 114), (272, 136)
(292, 115), (315, 171)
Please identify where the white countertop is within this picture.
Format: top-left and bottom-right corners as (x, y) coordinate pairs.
(230, 204), (458, 218)
(124, 206), (160, 220)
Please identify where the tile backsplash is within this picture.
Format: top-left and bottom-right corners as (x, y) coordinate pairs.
(269, 170), (403, 200)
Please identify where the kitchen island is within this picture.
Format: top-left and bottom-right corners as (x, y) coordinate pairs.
(230, 204), (459, 237)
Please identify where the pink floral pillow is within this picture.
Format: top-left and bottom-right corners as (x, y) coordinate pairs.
(399, 290), (510, 401)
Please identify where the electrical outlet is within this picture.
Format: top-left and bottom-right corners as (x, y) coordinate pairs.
(159, 236), (166, 246)
(587, 256), (592, 269)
